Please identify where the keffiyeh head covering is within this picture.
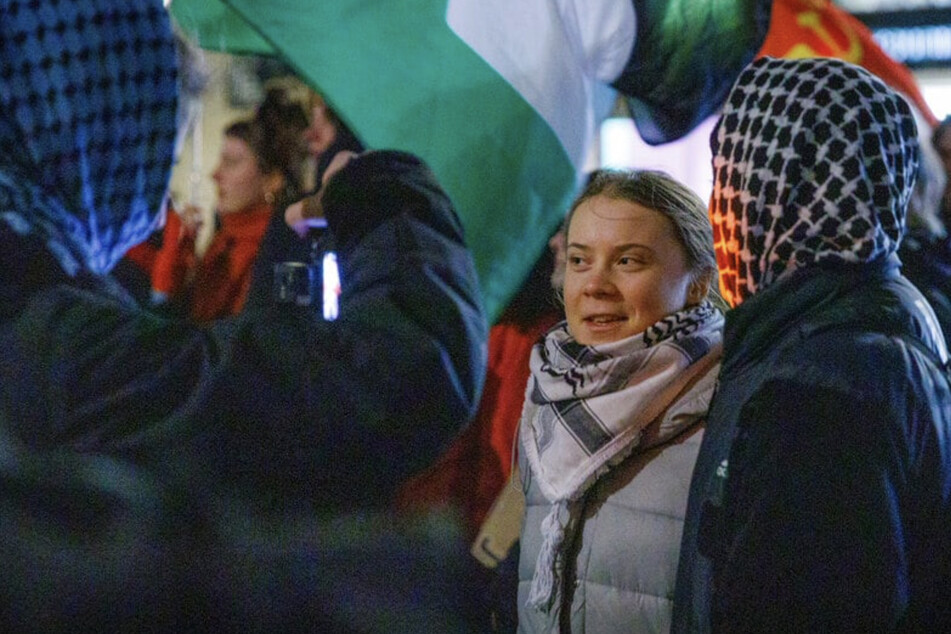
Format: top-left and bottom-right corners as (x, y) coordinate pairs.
(0, 0), (179, 275)
(710, 56), (919, 306)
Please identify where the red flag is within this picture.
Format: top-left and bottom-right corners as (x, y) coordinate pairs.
(758, 0), (938, 127)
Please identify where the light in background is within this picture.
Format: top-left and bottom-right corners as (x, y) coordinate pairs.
(839, 0), (951, 8)
(921, 74), (951, 119)
(873, 25), (951, 69)
(599, 115), (718, 203)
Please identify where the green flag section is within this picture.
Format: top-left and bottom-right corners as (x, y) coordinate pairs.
(612, 0), (772, 145)
(168, 0), (769, 322)
(170, 0), (587, 323)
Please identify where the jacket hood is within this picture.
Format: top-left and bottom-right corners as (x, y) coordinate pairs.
(0, 0), (179, 276)
(709, 56), (920, 307)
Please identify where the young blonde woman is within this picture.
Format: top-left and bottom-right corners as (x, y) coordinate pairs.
(517, 169), (725, 632)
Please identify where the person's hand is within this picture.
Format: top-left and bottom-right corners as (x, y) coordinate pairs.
(285, 150), (359, 236)
(320, 149), (357, 186)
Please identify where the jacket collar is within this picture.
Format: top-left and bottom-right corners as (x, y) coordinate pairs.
(721, 254), (946, 371)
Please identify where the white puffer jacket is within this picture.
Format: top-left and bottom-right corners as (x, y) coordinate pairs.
(517, 364), (718, 633)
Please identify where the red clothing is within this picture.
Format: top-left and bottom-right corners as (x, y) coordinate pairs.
(124, 240), (160, 277)
(150, 204), (273, 322)
(394, 311), (560, 540)
(150, 210), (189, 297)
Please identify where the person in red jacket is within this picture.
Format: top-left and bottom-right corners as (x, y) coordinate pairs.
(150, 87), (308, 322)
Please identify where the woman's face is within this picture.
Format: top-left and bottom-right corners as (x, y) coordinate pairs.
(564, 195), (693, 345)
(212, 135), (272, 215)
(304, 94), (338, 158)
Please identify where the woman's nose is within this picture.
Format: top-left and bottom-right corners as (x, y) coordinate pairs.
(582, 267), (617, 296)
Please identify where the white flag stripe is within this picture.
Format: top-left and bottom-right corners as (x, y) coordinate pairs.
(447, 0), (635, 171)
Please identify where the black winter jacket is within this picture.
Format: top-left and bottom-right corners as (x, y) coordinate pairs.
(0, 151), (489, 631)
(673, 256), (951, 633)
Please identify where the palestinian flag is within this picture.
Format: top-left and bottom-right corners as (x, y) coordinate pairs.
(169, 0), (769, 321)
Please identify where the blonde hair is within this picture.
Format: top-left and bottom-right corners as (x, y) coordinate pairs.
(563, 168), (727, 311)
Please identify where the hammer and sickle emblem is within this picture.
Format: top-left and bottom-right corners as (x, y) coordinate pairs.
(783, 2), (863, 63)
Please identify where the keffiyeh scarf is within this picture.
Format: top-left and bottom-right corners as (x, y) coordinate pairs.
(0, 0), (179, 275)
(710, 56), (919, 306)
(521, 301), (724, 611)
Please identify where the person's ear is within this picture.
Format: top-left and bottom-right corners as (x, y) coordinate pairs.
(687, 270), (714, 305)
(264, 172), (285, 199)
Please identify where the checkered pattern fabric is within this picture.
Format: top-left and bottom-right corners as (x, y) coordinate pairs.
(521, 300), (723, 609)
(709, 56), (920, 306)
(0, 0), (178, 275)
(526, 301), (722, 469)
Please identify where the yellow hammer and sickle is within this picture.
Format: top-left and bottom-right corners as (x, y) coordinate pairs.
(783, 4), (863, 63)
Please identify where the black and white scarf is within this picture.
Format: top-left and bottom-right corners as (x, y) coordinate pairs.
(520, 301), (723, 610)
(710, 56), (919, 306)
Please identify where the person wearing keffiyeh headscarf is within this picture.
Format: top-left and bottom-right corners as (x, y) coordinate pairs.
(672, 56), (951, 633)
(0, 0), (488, 630)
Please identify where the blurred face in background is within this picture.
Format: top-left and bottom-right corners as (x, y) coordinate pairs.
(564, 195), (693, 345)
(212, 135), (281, 215)
(304, 93), (339, 158)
